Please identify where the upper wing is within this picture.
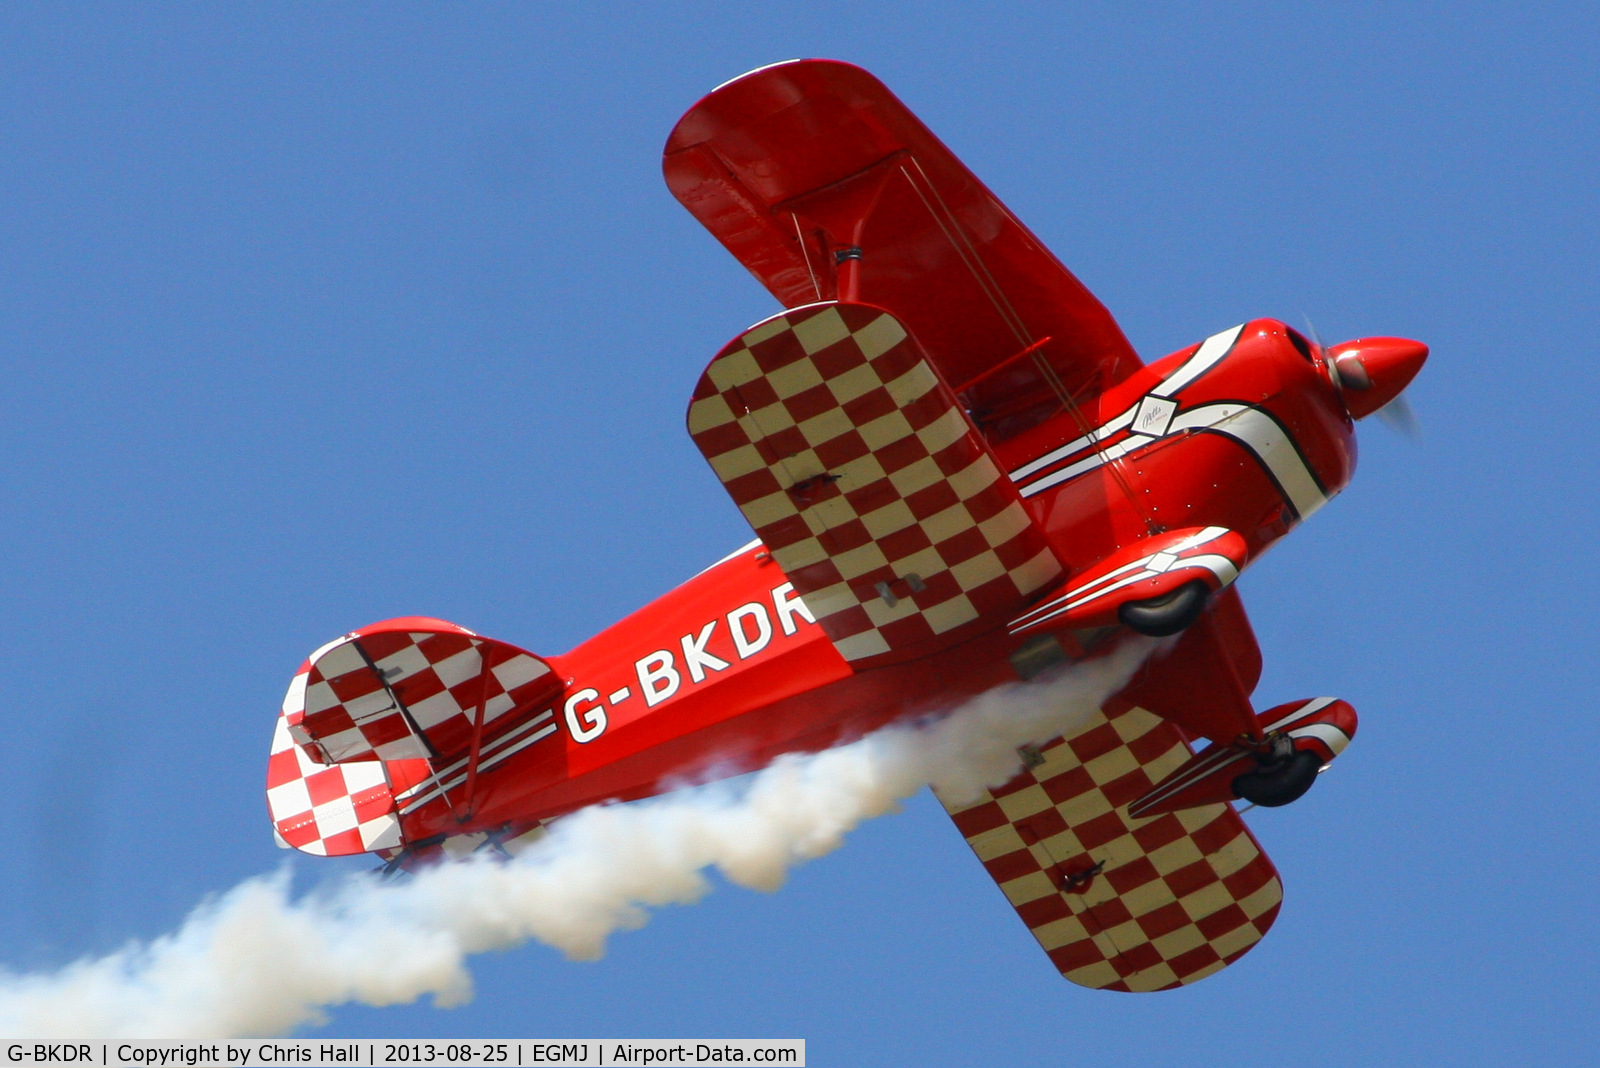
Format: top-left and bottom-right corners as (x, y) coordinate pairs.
(688, 301), (1063, 667)
(937, 698), (1282, 991)
(665, 59), (1142, 440)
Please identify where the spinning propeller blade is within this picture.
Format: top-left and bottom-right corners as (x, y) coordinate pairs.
(1305, 317), (1425, 434)
(1376, 394), (1421, 439)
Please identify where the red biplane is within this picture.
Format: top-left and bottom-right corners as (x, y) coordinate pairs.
(266, 60), (1425, 992)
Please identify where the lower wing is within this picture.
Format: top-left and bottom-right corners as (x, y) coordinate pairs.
(936, 700), (1282, 991)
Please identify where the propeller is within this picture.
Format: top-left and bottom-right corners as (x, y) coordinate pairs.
(1304, 317), (1426, 435)
(1376, 395), (1421, 439)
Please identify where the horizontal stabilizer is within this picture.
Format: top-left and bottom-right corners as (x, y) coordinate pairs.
(267, 617), (561, 857)
(287, 617), (560, 765)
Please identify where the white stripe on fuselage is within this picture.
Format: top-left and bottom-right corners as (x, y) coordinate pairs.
(1007, 324), (1327, 519)
(1151, 324), (1245, 399)
(1168, 404), (1327, 520)
(1007, 324), (1242, 483)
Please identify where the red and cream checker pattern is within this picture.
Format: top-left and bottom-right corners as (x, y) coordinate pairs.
(688, 302), (1061, 664)
(288, 630), (555, 765)
(266, 708), (412, 856)
(936, 702), (1282, 992)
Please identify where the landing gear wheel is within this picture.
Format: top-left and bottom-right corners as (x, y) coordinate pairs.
(1232, 748), (1322, 808)
(1117, 580), (1211, 637)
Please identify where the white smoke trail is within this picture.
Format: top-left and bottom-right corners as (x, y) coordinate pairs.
(0, 640), (1150, 1038)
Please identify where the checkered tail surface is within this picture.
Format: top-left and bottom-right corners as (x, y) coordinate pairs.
(267, 618), (561, 856)
(936, 702), (1282, 991)
(688, 302), (1063, 667)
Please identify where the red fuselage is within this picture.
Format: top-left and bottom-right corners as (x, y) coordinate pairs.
(396, 318), (1357, 844)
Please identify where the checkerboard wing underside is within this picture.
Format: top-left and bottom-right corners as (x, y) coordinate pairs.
(688, 301), (1062, 666)
(936, 703), (1283, 992)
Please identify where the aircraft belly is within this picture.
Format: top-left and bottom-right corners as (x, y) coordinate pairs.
(412, 600), (1028, 835)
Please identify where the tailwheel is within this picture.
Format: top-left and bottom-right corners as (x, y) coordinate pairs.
(1231, 736), (1323, 808)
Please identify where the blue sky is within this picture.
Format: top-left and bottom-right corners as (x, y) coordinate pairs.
(1, 2), (1596, 1061)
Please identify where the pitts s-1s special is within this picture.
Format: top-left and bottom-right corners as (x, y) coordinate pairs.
(266, 60), (1425, 992)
